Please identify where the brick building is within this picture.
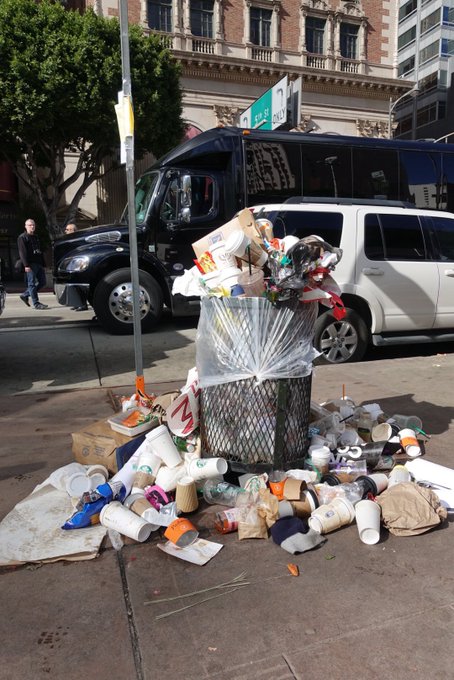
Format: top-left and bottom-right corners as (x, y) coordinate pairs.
(1, 0), (415, 237)
(98, 0), (411, 137)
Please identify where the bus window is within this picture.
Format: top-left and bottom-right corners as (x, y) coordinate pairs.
(352, 149), (399, 201)
(246, 141), (301, 204)
(399, 151), (441, 209)
(302, 145), (352, 198)
(442, 152), (454, 212)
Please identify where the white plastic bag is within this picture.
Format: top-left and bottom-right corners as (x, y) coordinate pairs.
(196, 296), (318, 387)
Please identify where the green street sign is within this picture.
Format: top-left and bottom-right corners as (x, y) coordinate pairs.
(239, 76), (288, 130)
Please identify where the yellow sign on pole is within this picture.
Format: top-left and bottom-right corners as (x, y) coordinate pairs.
(115, 92), (134, 164)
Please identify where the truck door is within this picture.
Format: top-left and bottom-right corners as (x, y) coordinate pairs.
(155, 171), (224, 275)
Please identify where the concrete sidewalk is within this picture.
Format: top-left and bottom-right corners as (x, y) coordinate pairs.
(2, 352), (454, 680)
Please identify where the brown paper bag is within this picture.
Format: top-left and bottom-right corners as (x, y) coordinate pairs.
(238, 503), (268, 540)
(72, 419), (131, 474)
(376, 482), (447, 536)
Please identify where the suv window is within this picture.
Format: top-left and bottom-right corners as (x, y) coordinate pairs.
(430, 216), (454, 261)
(365, 213), (426, 260)
(262, 210), (343, 245)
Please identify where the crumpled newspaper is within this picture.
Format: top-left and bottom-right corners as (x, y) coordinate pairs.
(376, 482), (448, 536)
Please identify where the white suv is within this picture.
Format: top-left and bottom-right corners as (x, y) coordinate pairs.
(251, 199), (454, 364)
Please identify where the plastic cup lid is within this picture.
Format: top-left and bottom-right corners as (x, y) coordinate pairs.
(66, 472), (91, 497)
(225, 230), (250, 255)
(145, 424), (169, 441)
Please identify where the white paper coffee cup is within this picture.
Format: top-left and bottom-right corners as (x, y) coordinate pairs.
(100, 501), (153, 542)
(309, 445), (331, 474)
(187, 457), (228, 481)
(155, 462), (187, 492)
(145, 425), (182, 468)
(355, 499), (381, 545)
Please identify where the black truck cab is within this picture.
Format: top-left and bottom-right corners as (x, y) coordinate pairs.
(52, 126), (454, 334)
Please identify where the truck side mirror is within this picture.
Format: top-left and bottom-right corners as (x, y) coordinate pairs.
(181, 175), (192, 208)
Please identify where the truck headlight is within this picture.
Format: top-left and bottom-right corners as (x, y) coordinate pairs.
(59, 256), (90, 272)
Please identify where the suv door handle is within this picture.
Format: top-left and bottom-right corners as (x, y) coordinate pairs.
(444, 269), (454, 277)
(362, 267), (384, 276)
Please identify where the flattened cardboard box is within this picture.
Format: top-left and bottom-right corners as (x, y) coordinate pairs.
(72, 419), (131, 474)
(192, 208), (262, 259)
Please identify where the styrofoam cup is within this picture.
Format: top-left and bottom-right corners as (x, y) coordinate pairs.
(202, 270), (220, 289)
(355, 499), (381, 545)
(155, 463), (187, 492)
(309, 445), (331, 474)
(209, 241), (237, 270)
(100, 501), (153, 542)
(218, 266), (242, 290)
(187, 457), (228, 481)
(145, 425), (182, 468)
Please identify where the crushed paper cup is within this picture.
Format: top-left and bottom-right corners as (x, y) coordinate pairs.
(164, 518), (199, 548)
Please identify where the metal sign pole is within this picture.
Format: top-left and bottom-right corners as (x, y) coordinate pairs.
(118, 0), (145, 395)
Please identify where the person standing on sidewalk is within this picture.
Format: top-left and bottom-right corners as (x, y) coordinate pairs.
(64, 222), (88, 311)
(17, 218), (48, 310)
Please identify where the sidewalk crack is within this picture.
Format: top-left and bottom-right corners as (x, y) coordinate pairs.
(117, 550), (144, 680)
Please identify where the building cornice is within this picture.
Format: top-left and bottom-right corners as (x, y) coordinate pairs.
(175, 52), (414, 100)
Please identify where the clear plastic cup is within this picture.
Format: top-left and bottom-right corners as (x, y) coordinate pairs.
(237, 269), (265, 296)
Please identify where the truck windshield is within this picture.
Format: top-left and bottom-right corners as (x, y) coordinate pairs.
(121, 171), (160, 225)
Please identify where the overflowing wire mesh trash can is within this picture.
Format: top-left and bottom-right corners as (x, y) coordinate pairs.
(197, 296), (317, 471)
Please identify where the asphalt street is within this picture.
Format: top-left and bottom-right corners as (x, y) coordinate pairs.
(0, 292), (198, 394)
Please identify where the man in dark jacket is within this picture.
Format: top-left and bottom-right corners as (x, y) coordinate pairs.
(17, 218), (48, 310)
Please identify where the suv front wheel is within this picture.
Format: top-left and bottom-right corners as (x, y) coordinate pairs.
(314, 308), (369, 364)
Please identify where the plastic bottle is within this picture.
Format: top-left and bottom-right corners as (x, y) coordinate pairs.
(316, 481), (363, 505)
(214, 507), (242, 533)
(203, 478), (247, 506)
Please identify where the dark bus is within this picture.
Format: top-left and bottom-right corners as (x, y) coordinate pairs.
(53, 127), (454, 334)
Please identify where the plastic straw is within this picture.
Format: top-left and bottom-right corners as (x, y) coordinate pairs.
(414, 426), (431, 439)
(247, 245), (252, 275)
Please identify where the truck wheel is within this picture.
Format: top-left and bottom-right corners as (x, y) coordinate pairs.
(314, 308), (369, 364)
(93, 268), (163, 335)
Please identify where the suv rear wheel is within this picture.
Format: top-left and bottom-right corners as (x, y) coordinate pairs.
(314, 308), (369, 364)
(93, 268), (163, 335)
